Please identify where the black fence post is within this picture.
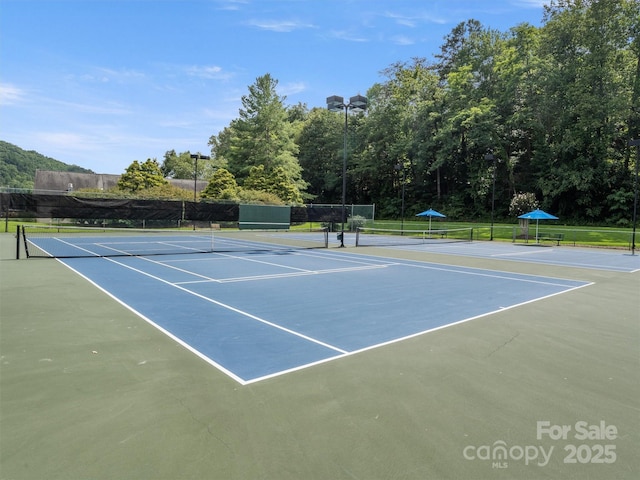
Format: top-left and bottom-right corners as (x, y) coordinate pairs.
(16, 225), (21, 259)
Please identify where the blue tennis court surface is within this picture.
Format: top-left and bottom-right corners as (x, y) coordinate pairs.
(60, 248), (591, 384)
(339, 236), (640, 272)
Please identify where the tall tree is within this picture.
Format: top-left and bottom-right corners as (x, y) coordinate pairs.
(358, 59), (443, 217)
(433, 21), (504, 216)
(161, 150), (212, 180)
(198, 4), (637, 224)
(492, 23), (547, 196)
(244, 164), (303, 204)
(297, 107), (343, 203)
(209, 74), (306, 197)
(200, 168), (238, 200)
(535, 0), (637, 220)
(117, 159), (168, 192)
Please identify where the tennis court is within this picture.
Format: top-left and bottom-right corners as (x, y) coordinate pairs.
(367, 240), (639, 272)
(58, 246), (589, 384)
(1, 229), (638, 479)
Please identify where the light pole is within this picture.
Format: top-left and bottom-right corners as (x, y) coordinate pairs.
(484, 152), (497, 241)
(395, 162), (405, 231)
(327, 94), (367, 247)
(629, 139), (639, 255)
(190, 153), (210, 230)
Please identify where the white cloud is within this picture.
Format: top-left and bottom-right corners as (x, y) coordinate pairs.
(185, 65), (234, 80)
(328, 29), (369, 43)
(510, 0), (549, 7)
(215, 0), (249, 11)
(43, 97), (133, 116)
(383, 11), (447, 27)
(278, 81), (307, 97)
(246, 19), (316, 32)
(391, 35), (415, 46)
(74, 67), (146, 84)
(0, 83), (27, 105)
(0, 82), (131, 116)
(35, 132), (97, 151)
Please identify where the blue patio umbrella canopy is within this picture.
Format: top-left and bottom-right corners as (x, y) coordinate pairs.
(416, 208), (446, 232)
(518, 209), (559, 242)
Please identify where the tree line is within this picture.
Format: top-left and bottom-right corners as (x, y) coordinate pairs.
(119, 0), (638, 225)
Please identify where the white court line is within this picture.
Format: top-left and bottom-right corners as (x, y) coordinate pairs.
(326, 249), (589, 288)
(52, 237), (101, 256)
(491, 252), (638, 271)
(57, 249), (594, 385)
(492, 249), (556, 257)
(400, 261), (583, 288)
(53, 258), (247, 385)
(242, 280), (594, 385)
(292, 247), (596, 285)
(92, 256), (350, 356)
(206, 250), (317, 273)
(139, 249), (393, 284)
(378, 240), (638, 272)
(176, 264), (390, 285)
(133, 255), (223, 283)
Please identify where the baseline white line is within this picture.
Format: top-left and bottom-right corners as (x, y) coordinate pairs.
(242, 281), (595, 385)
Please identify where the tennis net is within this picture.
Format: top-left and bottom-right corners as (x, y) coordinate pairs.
(19, 225), (329, 258)
(355, 226), (473, 247)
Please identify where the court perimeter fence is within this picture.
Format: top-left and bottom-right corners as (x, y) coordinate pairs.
(0, 192), (375, 232)
(2, 192), (633, 249)
(472, 224), (636, 249)
(356, 221), (636, 250)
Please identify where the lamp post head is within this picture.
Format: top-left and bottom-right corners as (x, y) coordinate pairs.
(327, 94), (368, 112)
(349, 95), (367, 112)
(326, 95), (344, 112)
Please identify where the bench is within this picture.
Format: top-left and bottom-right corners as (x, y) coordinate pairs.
(536, 232), (564, 245)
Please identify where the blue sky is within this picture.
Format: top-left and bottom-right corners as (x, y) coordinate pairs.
(1, 0), (547, 174)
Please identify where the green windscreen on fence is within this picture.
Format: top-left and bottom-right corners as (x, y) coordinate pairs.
(238, 204), (291, 230)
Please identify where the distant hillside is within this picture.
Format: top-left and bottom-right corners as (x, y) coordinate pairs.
(0, 140), (93, 189)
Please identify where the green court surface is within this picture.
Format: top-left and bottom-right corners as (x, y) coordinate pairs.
(1, 232), (638, 480)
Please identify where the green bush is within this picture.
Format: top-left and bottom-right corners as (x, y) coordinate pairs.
(348, 215), (367, 231)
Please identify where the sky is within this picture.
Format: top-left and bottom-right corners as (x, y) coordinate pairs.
(1, 0), (548, 175)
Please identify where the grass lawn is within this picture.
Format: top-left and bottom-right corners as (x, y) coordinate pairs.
(367, 219), (634, 249)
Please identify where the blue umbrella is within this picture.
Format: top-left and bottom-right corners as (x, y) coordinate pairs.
(416, 208), (446, 233)
(518, 209), (559, 242)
